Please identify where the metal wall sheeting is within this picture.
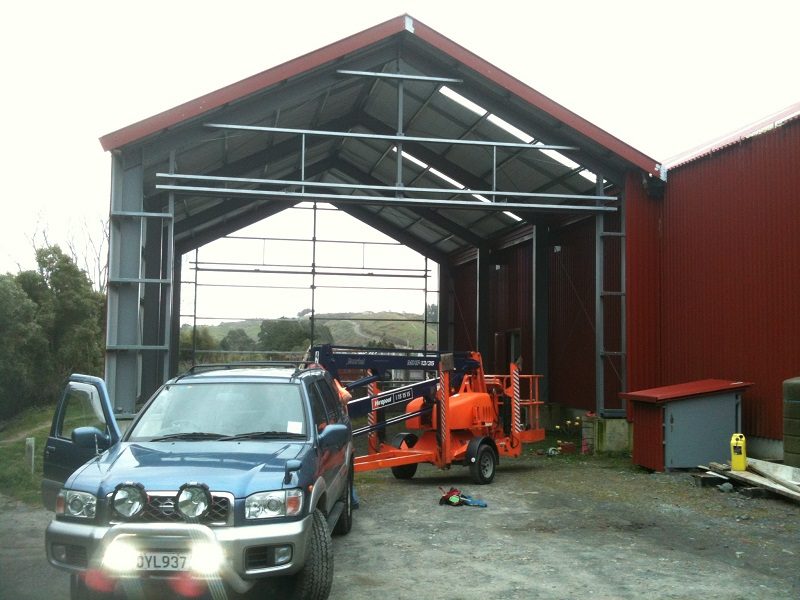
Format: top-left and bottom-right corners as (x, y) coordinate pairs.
(547, 219), (597, 411)
(630, 119), (800, 439)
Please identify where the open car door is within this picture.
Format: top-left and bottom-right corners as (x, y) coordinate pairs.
(41, 374), (121, 510)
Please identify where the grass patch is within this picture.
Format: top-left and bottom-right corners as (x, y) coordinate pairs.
(0, 403), (55, 505)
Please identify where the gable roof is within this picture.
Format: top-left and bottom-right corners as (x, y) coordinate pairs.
(102, 14), (660, 260)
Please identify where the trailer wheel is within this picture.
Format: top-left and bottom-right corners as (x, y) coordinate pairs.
(390, 432), (418, 480)
(470, 443), (496, 484)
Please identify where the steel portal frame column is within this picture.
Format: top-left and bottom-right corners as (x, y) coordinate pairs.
(476, 248), (491, 360)
(533, 225), (549, 402)
(106, 152), (144, 412)
(595, 180), (627, 417)
(437, 265), (454, 352)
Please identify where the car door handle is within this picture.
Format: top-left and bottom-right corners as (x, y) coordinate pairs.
(45, 446), (56, 455)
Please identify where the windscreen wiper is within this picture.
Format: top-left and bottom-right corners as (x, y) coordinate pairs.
(218, 431), (307, 441)
(150, 432), (224, 441)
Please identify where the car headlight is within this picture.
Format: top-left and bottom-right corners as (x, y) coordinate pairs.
(176, 483), (212, 519)
(56, 490), (97, 519)
(111, 482), (146, 519)
(245, 489), (303, 519)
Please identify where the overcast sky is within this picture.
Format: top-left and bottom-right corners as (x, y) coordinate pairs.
(2, 0), (798, 285)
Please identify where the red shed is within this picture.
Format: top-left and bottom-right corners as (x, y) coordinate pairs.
(626, 106), (800, 451)
(623, 379), (751, 471)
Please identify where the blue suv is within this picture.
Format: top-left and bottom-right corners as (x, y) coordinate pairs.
(42, 364), (354, 600)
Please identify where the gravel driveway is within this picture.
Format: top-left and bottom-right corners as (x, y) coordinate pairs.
(3, 451), (799, 599)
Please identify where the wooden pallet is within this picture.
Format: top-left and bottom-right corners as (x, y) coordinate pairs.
(708, 458), (800, 503)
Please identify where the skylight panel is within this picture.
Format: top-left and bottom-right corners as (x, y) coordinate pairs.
(429, 168), (465, 189)
(439, 86), (486, 116)
(393, 145), (523, 222)
(539, 149), (597, 183)
(397, 148), (428, 169)
(487, 114), (534, 143)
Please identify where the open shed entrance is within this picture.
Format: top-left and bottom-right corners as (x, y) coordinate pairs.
(101, 15), (659, 417)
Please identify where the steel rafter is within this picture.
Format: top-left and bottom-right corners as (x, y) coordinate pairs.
(156, 183), (617, 215)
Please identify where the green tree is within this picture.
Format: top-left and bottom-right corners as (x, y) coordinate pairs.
(426, 303), (438, 323)
(0, 245), (105, 419)
(179, 325), (218, 364)
(31, 246), (105, 376)
(0, 276), (49, 419)
(220, 328), (256, 352)
(258, 318), (333, 352)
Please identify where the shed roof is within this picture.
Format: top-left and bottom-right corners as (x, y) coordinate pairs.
(663, 100), (800, 171)
(103, 14), (660, 260)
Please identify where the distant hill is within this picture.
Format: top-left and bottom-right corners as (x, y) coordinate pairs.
(191, 311), (437, 349)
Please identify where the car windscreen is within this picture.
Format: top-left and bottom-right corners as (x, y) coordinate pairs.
(126, 382), (307, 441)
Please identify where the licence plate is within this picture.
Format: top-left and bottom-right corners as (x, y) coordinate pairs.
(136, 551), (189, 571)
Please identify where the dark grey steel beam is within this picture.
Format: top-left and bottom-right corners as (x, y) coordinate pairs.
(158, 184), (617, 215)
(475, 248), (492, 359)
(412, 207), (486, 249)
(206, 123), (579, 151)
(325, 158), (479, 253)
(335, 204), (449, 265)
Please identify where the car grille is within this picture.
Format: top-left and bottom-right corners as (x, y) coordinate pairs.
(109, 491), (233, 526)
(245, 545), (285, 570)
(65, 544), (88, 567)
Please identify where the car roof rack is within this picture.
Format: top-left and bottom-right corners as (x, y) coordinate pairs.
(183, 361), (305, 377)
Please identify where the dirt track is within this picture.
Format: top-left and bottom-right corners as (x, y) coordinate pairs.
(3, 451), (799, 599)
(333, 452), (800, 600)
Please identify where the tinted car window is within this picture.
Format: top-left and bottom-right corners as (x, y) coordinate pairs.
(308, 384), (329, 430)
(127, 382), (307, 440)
(315, 379), (343, 422)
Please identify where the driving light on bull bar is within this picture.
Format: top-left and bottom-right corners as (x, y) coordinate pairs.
(245, 489), (303, 519)
(176, 482), (211, 519)
(189, 541), (224, 574)
(111, 482), (146, 519)
(102, 538), (138, 572)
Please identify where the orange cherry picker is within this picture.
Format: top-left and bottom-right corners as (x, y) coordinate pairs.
(309, 345), (544, 484)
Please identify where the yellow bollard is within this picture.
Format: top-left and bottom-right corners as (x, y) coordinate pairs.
(730, 433), (747, 471)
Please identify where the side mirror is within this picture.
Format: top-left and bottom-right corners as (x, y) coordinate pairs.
(72, 426), (111, 454)
(284, 459), (302, 484)
(318, 423), (349, 450)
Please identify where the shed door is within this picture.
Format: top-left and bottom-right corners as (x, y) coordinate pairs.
(664, 393), (741, 469)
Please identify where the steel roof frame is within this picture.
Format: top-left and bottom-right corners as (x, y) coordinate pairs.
(101, 15), (650, 417)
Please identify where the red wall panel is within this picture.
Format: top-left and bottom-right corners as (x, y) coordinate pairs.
(658, 120), (800, 439)
(629, 401), (665, 471)
(451, 261), (477, 352)
(548, 220), (596, 411)
(490, 244), (533, 373)
(625, 171), (663, 393)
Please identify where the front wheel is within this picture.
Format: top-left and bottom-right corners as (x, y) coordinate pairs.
(333, 459), (353, 536)
(291, 509), (333, 600)
(469, 443), (497, 485)
(70, 574), (113, 600)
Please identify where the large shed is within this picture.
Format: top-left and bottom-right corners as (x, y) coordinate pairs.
(629, 106), (800, 453)
(100, 15), (661, 428)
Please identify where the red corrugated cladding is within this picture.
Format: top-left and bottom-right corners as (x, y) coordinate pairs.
(629, 119), (800, 439)
(490, 244), (533, 372)
(548, 220), (596, 411)
(625, 171), (662, 398)
(627, 401), (665, 471)
(449, 244), (534, 373)
(451, 261), (477, 352)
